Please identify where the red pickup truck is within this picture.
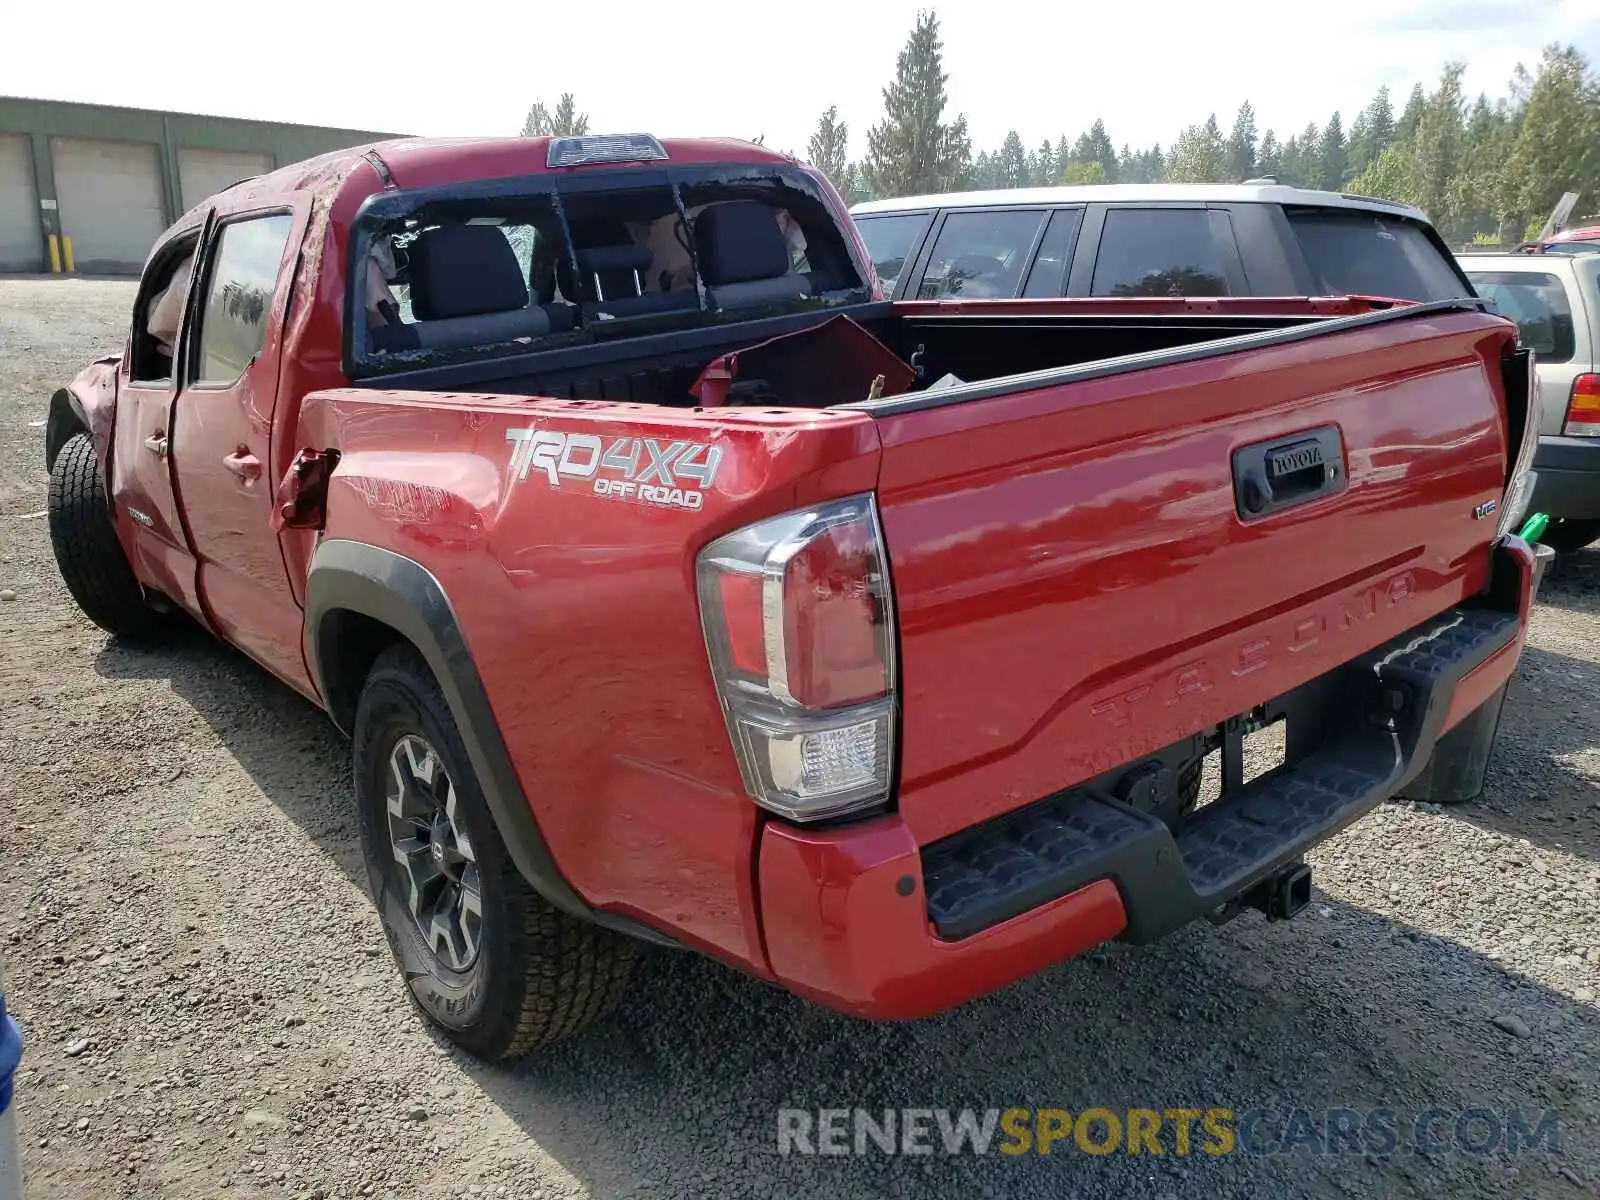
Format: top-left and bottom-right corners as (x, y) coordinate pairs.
(45, 133), (1546, 1063)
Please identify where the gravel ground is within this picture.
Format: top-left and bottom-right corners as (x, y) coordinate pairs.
(1, 277), (1597, 1200)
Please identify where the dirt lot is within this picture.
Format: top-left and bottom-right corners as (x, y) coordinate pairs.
(0, 277), (1598, 1200)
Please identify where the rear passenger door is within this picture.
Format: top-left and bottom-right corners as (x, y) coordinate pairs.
(168, 200), (314, 694)
(1070, 205), (1246, 297)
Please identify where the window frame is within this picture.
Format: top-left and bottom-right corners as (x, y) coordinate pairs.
(906, 204), (1053, 301)
(852, 209), (936, 300)
(126, 222), (210, 388)
(1020, 206), (1086, 298)
(186, 206), (297, 393)
(1071, 203), (1247, 298)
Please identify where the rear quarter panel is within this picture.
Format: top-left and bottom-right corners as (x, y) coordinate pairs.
(299, 390), (881, 971)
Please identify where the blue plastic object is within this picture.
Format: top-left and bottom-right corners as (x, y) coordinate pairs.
(0, 990), (20, 1114)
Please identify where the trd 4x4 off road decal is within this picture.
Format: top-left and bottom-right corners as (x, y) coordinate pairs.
(505, 427), (723, 512)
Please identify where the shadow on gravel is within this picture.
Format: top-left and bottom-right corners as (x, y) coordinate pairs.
(1452, 645), (1600, 863)
(91, 621), (364, 884)
(1533, 549), (1600, 618)
(88, 615), (1599, 1200)
(462, 898), (1597, 1200)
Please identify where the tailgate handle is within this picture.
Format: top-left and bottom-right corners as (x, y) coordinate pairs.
(1233, 427), (1346, 519)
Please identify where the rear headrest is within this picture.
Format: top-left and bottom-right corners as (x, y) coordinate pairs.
(694, 202), (790, 285)
(577, 244), (652, 273)
(408, 225), (528, 320)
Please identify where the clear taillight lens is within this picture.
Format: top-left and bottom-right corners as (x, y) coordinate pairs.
(1497, 352), (1545, 540)
(697, 495), (897, 822)
(1564, 373), (1600, 437)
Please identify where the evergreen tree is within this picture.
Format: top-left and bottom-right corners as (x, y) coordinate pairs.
(996, 130), (1028, 188)
(1056, 135), (1073, 181)
(1032, 139), (1056, 186)
(1506, 44), (1600, 232)
(806, 106), (852, 192)
(1167, 115), (1227, 182)
(1349, 85), (1395, 176)
(1080, 119), (1118, 181)
(862, 10), (973, 197)
(1227, 101), (1259, 181)
(1411, 62), (1467, 228)
(521, 93), (590, 137)
(1258, 130), (1282, 178)
(1396, 82), (1427, 142)
(1318, 111), (1348, 190)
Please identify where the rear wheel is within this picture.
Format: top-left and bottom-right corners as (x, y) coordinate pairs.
(46, 431), (163, 638)
(353, 645), (637, 1062)
(1541, 518), (1600, 554)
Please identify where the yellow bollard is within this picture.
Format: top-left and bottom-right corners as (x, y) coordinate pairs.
(47, 234), (60, 274)
(61, 236), (75, 274)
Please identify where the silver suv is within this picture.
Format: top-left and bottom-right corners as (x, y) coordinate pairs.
(1460, 251), (1600, 553)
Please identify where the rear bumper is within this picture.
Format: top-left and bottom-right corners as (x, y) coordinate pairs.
(756, 540), (1536, 1020)
(1529, 435), (1600, 519)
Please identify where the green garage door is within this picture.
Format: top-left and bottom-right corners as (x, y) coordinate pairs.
(51, 136), (167, 275)
(178, 148), (274, 213)
(0, 134), (42, 272)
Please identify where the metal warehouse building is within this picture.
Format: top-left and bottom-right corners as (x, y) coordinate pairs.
(0, 96), (401, 275)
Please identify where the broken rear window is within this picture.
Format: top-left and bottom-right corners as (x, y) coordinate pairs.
(347, 167), (870, 376)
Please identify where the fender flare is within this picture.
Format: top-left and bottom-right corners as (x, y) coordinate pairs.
(303, 538), (600, 925)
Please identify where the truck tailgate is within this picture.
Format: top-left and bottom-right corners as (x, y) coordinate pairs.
(868, 308), (1517, 846)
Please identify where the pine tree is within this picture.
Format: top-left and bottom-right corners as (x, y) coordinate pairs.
(1258, 130), (1281, 178)
(1396, 83), (1427, 142)
(862, 10), (973, 197)
(1318, 112), (1347, 190)
(1506, 44), (1600, 232)
(1349, 85), (1395, 176)
(996, 130), (1028, 188)
(521, 93), (590, 138)
(1071, 120), (1117, 182)
(1227, 101), (1259, 181)
(1055, 135), (1073, 181)
(1279, 135), (1302, 186)
(807, 106), (852, 192)
(972, 150), (997, 190)
(1032, 139), (1056, 186)
(1412, 62), (1468, 230)
(1167, 115), (1228, 182)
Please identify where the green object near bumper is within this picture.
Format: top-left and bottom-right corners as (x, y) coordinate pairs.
(1517, 512), (1549, 544)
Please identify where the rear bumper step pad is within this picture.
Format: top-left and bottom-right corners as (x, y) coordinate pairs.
(921, 605), (1521, 942)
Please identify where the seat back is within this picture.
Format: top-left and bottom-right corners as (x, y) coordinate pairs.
(693, 201), (812, 309)
(392, 224), (565, 352)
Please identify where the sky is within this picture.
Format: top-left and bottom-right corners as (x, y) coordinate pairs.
(5, 0), (1600, 158)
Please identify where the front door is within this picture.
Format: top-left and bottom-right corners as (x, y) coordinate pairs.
(167, 205), (313, 695)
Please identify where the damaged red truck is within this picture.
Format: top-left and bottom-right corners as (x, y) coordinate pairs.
(45, 134), (1549, 1062)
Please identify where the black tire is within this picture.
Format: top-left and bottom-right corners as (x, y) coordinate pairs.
(47, 431), (162, 638)
(1540, 518), (1600, 554)
(353, 644), (637, 1062)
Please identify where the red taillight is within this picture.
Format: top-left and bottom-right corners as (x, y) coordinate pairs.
(697, 495), (897, 823)
(1566, 373), (1600, 437)
(777, 517), (890, 708)
(716, 571), (767, 677)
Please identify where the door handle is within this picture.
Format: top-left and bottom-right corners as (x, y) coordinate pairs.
(223, 448), (262, 481)
(1232, 426), (1346, 520)
(143, 432), (168, 457)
